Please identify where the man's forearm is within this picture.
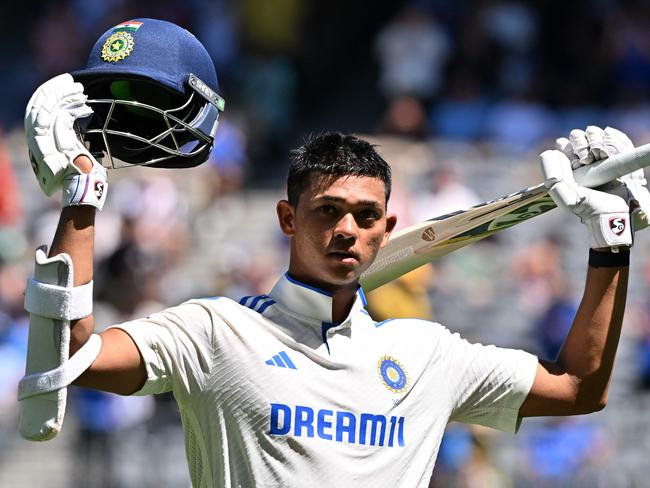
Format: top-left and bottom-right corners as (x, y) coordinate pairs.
(49, 157), (97, 356)
(555, 262), (628, 410)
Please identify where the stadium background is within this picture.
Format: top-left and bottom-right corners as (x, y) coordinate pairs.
(1, 0), (650, 486)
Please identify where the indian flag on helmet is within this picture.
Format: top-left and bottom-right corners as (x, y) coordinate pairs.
(113, 21), (143, 32)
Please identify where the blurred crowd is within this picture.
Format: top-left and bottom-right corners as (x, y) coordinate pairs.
(3, 0), (650, 487)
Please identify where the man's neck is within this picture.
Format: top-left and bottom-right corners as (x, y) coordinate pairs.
(330, 285), (359, 323)
(285, 270), (359, 324)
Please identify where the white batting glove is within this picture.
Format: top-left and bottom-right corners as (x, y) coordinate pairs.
(25, 73), (107, 208)
(541, 126), (637, 250)
(561, 126), (650, 232)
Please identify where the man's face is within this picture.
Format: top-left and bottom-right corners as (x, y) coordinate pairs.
(277, 174), (397, 291)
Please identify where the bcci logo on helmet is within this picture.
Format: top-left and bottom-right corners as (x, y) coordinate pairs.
(378, 356), (409, 394)
(101, 31), (135, 62)
(609, 216), (627, 236)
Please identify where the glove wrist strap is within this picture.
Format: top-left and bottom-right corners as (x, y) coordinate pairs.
(589, 248), (630, 267)
(61, 160), (108, 211)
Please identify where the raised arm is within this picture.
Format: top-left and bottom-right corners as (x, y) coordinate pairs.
(519, 126), (649, 417)
(520, 254), (628, 416)
(20, 75), (147, 443)
(50, 157), (146, 395)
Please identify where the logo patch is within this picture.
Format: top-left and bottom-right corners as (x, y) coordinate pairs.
(265, 351), (297, 370)
(378, 356), (409, 393)
(609, 217), (626, 236)
(94, 181), (105, 200)
(421, 227), (435, 242)
(101, 31), (134, 62)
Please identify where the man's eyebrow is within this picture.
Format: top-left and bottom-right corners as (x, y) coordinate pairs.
(315, 195), (383, 207)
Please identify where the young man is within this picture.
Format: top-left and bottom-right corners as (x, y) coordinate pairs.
(20, 17), (649, 488)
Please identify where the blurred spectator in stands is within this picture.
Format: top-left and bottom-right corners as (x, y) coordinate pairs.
(31, 3), (85, 81)
(513, 235), (578, 367)
(637, 320), (650, 390)
(430, 426), (510, 488)
(430, 425), (474, 487)
(431, 68), (489, 141)
(0, 262), (28, 416)
(367, 265), (435, 321)
(478, 0), (538, 94)
(375, 6), (450, 102)
(454, 430), (511, 488)
(412, 163), (481, 222)
(378, 95), (430, 141)
(609, 91), (650, 144)
(194, 0), (241, 71)
(0, 130), (21, 226)
(236, 51), (297, 181)
(603, 3), (650, 142)
(512, 236), (567, 320)
(95, 216), (154, 317)
(517, 417), (608, 486)
(633, 259), (650, 390)
(241, 0), (302, 55)
(72, 389), (155, 488)
(207, 118), (248, 197)
(603, 2), (650, 104)
(534, 287), (576, 361)
(484, 85), (556, 152)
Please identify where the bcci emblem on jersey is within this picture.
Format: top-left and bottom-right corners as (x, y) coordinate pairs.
(378, 356), (409, 393)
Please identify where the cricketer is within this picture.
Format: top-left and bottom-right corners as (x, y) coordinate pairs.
(19, 18), (650, 488)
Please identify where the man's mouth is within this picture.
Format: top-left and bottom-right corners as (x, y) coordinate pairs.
(327, 250), (359, 265)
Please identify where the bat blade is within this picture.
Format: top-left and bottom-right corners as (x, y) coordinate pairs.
(360, 184), (555, 291)
(360, 143), (650, 292)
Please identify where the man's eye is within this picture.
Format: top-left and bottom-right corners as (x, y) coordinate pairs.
(317, 205), (336, 215)
(358, 209), (380, 220)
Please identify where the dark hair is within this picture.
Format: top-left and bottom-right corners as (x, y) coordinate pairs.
(287, 132), (392, 206)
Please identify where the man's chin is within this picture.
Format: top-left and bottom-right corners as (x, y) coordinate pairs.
(321, 262), (366, 287)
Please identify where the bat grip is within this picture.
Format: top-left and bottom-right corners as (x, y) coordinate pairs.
(574, 143), (650, 188)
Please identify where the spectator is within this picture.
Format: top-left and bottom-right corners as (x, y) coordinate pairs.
(375, 7), (451, 101)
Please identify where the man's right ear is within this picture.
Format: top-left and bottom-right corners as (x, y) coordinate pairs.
(276, 200), (295, 236)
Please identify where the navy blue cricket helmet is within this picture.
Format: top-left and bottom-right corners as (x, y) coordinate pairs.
(72, 18), (225, 169)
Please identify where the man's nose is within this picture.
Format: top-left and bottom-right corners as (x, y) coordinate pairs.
(334, 213), (358, 239)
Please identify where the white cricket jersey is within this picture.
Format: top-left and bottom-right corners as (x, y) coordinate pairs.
(114, 273), (538, 488)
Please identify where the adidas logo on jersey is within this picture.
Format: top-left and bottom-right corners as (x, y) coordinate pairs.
(265, 351), (297, 370)
(239, 294), (276, 314)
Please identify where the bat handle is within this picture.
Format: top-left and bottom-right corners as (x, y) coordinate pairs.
(574, 142), (650, 188)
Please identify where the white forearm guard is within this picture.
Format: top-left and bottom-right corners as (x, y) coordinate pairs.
(19, 246), (102, 441)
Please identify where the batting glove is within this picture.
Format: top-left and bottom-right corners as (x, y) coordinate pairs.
(560, 126), (650, 233)
(540, 126), (641, 250)
(25, 73), (108, 210)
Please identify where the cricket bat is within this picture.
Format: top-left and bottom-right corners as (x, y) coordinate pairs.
(360, 143), (650, 292)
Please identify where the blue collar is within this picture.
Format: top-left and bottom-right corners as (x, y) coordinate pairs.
(268, 273), (367, 324)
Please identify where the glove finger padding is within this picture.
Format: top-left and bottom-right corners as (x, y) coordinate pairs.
(568, 129), (592, 167)
(540, 149), (632, 249)
(603, 126), (634, 157)
(594, 127), (650, 231)
(25, 73), (99, 197)
(585, 125), (607, 162)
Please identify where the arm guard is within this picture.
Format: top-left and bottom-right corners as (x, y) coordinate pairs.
(18, 246), (102, 441)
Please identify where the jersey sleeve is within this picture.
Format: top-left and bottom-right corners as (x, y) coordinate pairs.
(441, 329), (538, 433)
(108, 299), (215, 401)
